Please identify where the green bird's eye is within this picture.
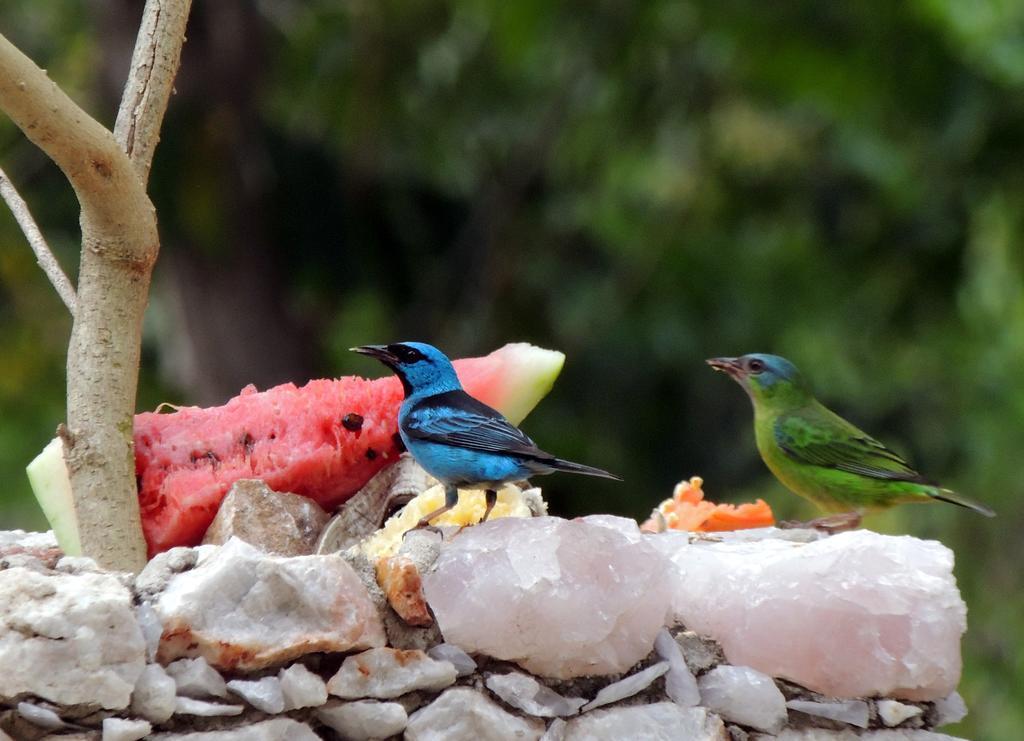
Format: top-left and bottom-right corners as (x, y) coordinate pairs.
(747, 358), (766, 373)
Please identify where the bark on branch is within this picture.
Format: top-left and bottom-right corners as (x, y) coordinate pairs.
(0, 0), (191, 572)
(115, 0), (193, 185)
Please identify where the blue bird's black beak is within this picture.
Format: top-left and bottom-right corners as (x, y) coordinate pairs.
(351, 344), (398, 366)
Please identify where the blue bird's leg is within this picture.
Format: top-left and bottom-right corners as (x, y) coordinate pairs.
(479, 489), (498, 524)
(414, 484), (460, 530)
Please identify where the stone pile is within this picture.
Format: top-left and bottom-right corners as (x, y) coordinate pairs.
(0, 477), (974, 740)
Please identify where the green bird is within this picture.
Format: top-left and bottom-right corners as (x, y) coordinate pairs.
(708, 353), (995, 524)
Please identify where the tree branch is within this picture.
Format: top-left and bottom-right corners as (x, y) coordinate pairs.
(0, 0), (191, 572)
(0, 33), (157, 257)
(0, 166), (77, 314)
(114, 0), (193, 185)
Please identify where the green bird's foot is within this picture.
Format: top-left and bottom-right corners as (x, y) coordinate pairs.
(779, 511), (862, 534)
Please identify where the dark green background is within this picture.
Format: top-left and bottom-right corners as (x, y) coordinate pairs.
(1, 2), (1021, 737)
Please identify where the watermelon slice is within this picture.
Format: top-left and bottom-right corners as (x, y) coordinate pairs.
(28, 343), (564, 557)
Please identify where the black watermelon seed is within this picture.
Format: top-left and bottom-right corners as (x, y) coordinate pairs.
(365, 448), (378, 460)
(342, 413), (364, 432)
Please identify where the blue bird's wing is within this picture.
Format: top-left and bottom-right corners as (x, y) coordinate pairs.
(405, 391), (547, 458)
(774, 411), (930, 483)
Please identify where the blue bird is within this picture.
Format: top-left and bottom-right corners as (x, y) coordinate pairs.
(352, 342), (621, 528)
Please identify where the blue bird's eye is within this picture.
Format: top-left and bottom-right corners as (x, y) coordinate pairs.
(747, 358), (766, 373)
(389, 344), (427, 364)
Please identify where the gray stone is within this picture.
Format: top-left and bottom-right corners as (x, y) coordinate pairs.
(697, 665), (787, 734)
(135, 603), (163, 663)
(0, 529), (58, 550)
(316, 699), (408, 739)
(581, 662), (670, 712)
(406, 687), (544, 741)
(932, 691), (968, 726)
(151, 718), (320, 740)
(427, 643), (478, 676)
(675, 630), (725, 673)
(166, 657), (228, 698)
(101, 718), (152, 741)
(203, 479), (330, 556)
(564, 703), (727, 740)
(17, 702), (64, 730)
(279, 663), (328, 710)
(0, 567), (145, 709)
(877, 699), (924, 727)
(227, 676), (285, 714)
(787, 699), (870, 728)
(486, 672), (587, 717)
(133, 546), (206, 603)
(131, 663), (177, 723)
(173, 697), (244, 716)
(54, 556), (101, 574)
(540, 718), (567, 741)
(153, 538), (385, 670)
(654, 628), (700, 706)
(327, 647), (456, 699)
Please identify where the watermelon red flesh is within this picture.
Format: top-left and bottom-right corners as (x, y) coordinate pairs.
(135, 344), (562, 556)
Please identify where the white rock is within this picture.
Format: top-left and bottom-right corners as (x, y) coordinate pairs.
(131, 663), (178, 723)
(932, 691), (968, 726)
(486, 671), (587, 717)
(150, 717), (320, 740)
(153, 538), (385, 670)
(327, 647), (457, 699)
(564, 703), (727, 740)
(424, 517), (671, 678)
(166, 657), (228, 698)
(658, 529), (966, 700)
(102, 717), (152, 741)
(17, 702), (63, 729)
(787, 699), (870, 728)
(227, 676), (285, 713)
(174, 696), (244, 716)
(877, 699), (924, 726)
(428, 642), (478, 676)
(581, 662), (669, 712)
(279, 663), (328, 709)
(136, 602), (163, 662)
(775, 732), (967, 740)
(55, 555), (101, 574)
(541, 718), (567, 741)
(0, 567), (145, 709)
(697, 665), (787, 733)
(654, 628), (700, 706)
(317, 700), (408, 739)
(406, 687), (544, 741)
(0, 529), (58, 549)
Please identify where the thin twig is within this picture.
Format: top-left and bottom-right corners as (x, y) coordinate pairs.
(114, 0), (193, 185)
(0, 166), (77, 314)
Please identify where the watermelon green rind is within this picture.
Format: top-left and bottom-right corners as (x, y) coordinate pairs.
(25, 437), (82, 556)
(459, 342), (564, 425)
(27, 343), (565, 558)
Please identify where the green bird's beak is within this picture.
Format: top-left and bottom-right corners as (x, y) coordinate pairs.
(706, 357), (743, 377)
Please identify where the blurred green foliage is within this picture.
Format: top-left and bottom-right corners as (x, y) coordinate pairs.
(1, 2), (1023, 736)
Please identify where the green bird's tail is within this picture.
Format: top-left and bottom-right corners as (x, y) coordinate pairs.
(928, 487), (996, 517)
